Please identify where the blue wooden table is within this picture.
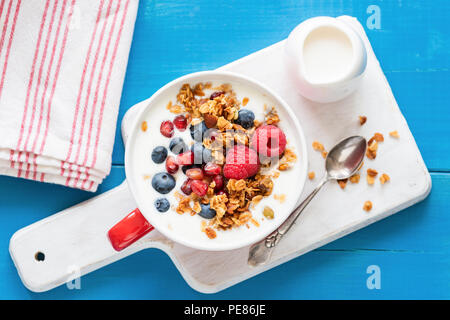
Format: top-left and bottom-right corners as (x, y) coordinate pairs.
(1, 0), (449, 299)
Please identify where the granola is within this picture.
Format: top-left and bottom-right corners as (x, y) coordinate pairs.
(277, 148), (297, 171)
(366, 168), (378, 185)
(363, 201), (373, 212)
(338, 179), (348, 189)
(312, 141), (325, 151)
(141, 121), (148, 132)
(274, 194), (286, 203)
(389, 130), (399, 138)
(366, 133), (384, 160)
(379, 173), (390, 184)
(349, 173), (360, 184)
(164, 82), (297, 237)
(359, 115), (367, 125)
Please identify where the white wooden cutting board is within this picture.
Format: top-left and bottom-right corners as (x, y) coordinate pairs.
(9, 16), (431, 293)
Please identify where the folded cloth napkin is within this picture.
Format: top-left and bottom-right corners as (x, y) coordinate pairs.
(0, 0), (138, 191)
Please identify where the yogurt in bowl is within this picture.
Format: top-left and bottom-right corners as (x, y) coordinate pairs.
(126, 71), (308, 251)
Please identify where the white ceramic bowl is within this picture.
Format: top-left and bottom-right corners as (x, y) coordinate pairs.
(125, 71), (308, 251)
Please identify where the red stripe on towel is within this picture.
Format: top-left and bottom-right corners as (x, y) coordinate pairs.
(67, 0), (113, 188)
(0, 1), (6, 19)
(11, 0), (50, 176)
(0, 0), (21, 101)
(82, 0), (131, 191)
(0, 0), (13, 58)
(29, 0), (69, 178)
(22, 0), (59, 180)
(73, 0), (122, 189)
(38, 0), (75, 164)
(62, 0), (105, 179)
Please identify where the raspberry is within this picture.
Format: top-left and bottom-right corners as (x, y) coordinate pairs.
(176, 151), (194, 166)
(250, 124), (286, 157)
(165, 156), (179, 174)
(223, 145), (260, 179)
(160, 120), (174, 138)
(203, 162), (221, 176)
(173, 115), (187, 131)
(191, 180), (208, 197)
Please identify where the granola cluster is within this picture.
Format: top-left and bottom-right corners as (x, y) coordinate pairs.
(174, 165), (277, 235)
(212, 176), (273, 229)
(166, 82), (297, 237)
(177, 82), (239, 122)
(277, 148), (297, 171)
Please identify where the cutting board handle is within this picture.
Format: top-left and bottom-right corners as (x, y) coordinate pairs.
(9, 181), (160, 292)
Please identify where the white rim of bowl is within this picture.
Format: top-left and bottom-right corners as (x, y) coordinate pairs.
(125, 70), (308, 251)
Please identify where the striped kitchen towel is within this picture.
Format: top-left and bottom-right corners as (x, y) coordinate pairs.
(0, 0), (138, 191)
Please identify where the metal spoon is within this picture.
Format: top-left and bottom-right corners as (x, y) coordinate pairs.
(248, 135), (367, 267)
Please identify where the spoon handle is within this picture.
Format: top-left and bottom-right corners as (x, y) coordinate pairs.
(248, 177), (328, 267)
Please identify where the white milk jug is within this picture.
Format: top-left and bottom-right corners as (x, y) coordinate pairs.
(285, 16), (367, 103)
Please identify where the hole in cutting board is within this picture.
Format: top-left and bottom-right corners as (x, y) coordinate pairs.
(34, 252), (45, 262)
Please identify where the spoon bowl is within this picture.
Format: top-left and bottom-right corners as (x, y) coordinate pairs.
(325, 136), (367, 180)
(248, 135), (367, 267)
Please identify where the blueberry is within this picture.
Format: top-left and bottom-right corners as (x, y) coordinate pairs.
(169, 137), (188, 155)
(191, 142), (212, 164)
(181, 164), (202, 174)
(202, 148), (212, 163)
(151, 146), (168, 164)
(151, 172), (176, 194)
(235, 109), (255, 129)
(154, 198), (170, 212)
(198, 203), (217, 219)
(189, 121), (208, 142)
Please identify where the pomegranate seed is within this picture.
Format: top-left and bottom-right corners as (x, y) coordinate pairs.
(203, 162), (221, 176)
(181, 179), (192, 195)
(176, 151), (194, 166)
(216, 190), (226, 196)
(173, 115), (187, 131)
(165, 156), (179, 174)
(160, 120), (174, 138)
(186, 168), (204, 180)
(213, 175), (224, 191)
(206, 129), (220, 142)
(191, 180), (208, 197)
(210, 91), (225, 100)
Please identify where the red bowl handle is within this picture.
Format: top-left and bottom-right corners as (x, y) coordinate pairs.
(107, 208), (154, 251)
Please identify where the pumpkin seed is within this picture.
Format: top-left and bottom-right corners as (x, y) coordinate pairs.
(263, 206), (274, 219)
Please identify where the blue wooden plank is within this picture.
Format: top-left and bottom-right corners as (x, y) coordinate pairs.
(1, 0), (449, 300)
(322, 173), (450, 252)
(112, 0), (450, 169)
(0, 170), (448, 299)
(386, 71), (450, 171)
(13, 250), (450, 300)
